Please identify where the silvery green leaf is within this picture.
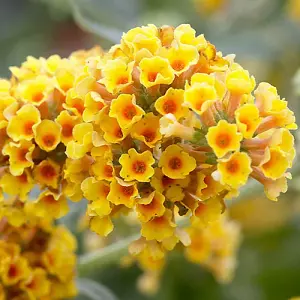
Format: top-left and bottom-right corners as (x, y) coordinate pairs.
(76, 278), (118, 300)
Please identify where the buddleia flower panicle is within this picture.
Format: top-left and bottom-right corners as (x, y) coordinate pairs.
(0, 24), (296, 286)
(0, 198), (77, 300)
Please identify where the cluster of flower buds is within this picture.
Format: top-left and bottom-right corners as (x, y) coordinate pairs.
(0, 198), (77, 299)
(0, 24), (296, 285)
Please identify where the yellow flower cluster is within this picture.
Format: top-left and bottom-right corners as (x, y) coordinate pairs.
(129, 214), (240, 295)
(0, 198), (77, 300)
(0, 24), (296, 271)
(0, 46), (103, 213)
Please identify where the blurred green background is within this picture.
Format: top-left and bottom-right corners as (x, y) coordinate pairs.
(2, 0), (300, 299)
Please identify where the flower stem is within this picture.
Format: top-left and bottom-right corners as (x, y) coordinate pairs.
(78, 234), (139, 277)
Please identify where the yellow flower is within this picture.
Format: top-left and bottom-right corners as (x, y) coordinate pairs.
(196, 172), (224, 200)
(159, 144), (196, 179)
(235, 104), (261, 139)
(89, 216), (114, 237)
(150, 167), (190, 193)
(1, 256), (31, 286)
(83, 91), (106, 122)
(33, 159), (60, 189)
(155, 88), (188, 119)
(91, 157), (115, 181)
(173, 24), (207, 50)
(226, 65), (256, 95)
(159, 113), (195, 140)
(55, 110), (81, 145)
(55, 66), (75, 94)
(161, 45), (199, 75)
(42, 246), (76, 282)
(165, 185), (185, 202)
(0, 94), (15, 129)
(119, 148), (155, 182)
(260, 148), (289, 180)
(0, 171), (34, 201)
(216, 152), (252, 189)
(107, 179), (139, 208)
(81, 177), (112, 217)
(206, 120), (242, 158)
(20, 268), (50, 299)
(269, 128), (295, 167)
(109, 94), (145, 129)
(34, 190), (69, 219)
(99, 58), (134, 93)
(131, 112), (162, 148)
(136, 191), (166, 222)
(184, 73), (224, 115)
(139, 56), (175, 88)
(7, 104), (41, 142)
(64, 88), (85, 116)
(185, 228), (211, 263)
(66, 123), (93, 159)
(141, 211), (176, 241)
(2, 140), (34, 176)
(33, 120), (61, 152)
(98, 111), (128, 143)
(122, 24), (161, 56)
(191, 196), (223, 226)
(16, 75), (53, 105)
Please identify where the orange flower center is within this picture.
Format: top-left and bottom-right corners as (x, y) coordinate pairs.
(8, 264), (18, 278)
(115, 127), (123, 138)
(18, 149), (28, 162)
(196, 100), (205, 110)
(162, 175), (174, 187)
(24, 122), (34, 135)
(72, 99), (84, 115)
(43, 195), (57, 204)
(61, 84), (72, 92)
(17, 173), (28, 184)
(152, 215), (166, 225)
(103, 165), (113, 178)
(32, 92), (44, 103)
(97, 102), (104, 110)
(42, 134), (56, 147)
(102, 185), (110, 197)
(195, 202), (207, 217)
(26, 278), (36, 289)
(168, 157), (182, 170)
(123, 104), (137, 120)
(226, 159), (239, 174)
(132, 160), (147, 174)
(216, 133), (231, 148)
(142, 197), (158, 211)
(120, 185), (135, 197)
(262, 152), (278, 170)
(148, 72), (158, 82)
(62, 123), (74, 138)
(162, 99), (177, 114)
(117, 76), (129, 85)
(40, 165), (56, 180)
(142, 129), (156, 142)
(171, 60), (185, 71)
(240, 118), (252, 131)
